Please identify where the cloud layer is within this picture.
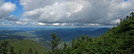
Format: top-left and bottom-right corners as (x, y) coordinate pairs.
(19, 0), (134, 27)
(1, 0), (134, 27)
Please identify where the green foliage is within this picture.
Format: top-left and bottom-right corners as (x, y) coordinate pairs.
(50, 33), (61, 52)
(10, 47), (15, 54)
(47, 12), (134, 54)
(0, 39), (48, 54)
(28, 48), (33, 54)
(71, 37), (75, 47)
(63, 42), (67, 52)
(1, 40), (9, 54)
(34, 51), (38, 54)
(18, 50), (21, 54)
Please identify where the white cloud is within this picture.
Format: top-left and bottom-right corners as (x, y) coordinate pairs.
(20, 0), (134, 27)
(52, 23), (60, 26)
(0, 2), (16, 12)
(0, 1), (19, 22)
(22, 1), (85, 23)
(0, 2), (16, 18)
(38, 22), (46, 25)
(11, 18), (36, 25)
(61, 23), (67, 26)
(110, 19), (120, 24)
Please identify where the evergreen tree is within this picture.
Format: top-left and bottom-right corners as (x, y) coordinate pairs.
(130, 12), (134, 17)
(34, 51), (38, 54)
(28, 48), (33, 54)
(18, 50), (21, 54)
(71, 37), (75, 47)
(126, 15), (129, 20)
(81, 35), (85, 41)
(63, 42), (67, 52)
(10, 47), (15, 54)
(50, 33), (61, 52)
(1, 40), (9, 54)
(0, 46), (2, 53)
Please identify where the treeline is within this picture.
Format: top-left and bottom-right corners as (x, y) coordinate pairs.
(49, 12), (134, 54)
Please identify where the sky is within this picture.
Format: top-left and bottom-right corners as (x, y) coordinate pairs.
(0, 0), (133, 27)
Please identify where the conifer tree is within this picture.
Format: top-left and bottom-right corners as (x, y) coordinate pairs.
(28, 48), (33, 54)
(50, 33), (61, 52)
(86, 36), (90, 42)
(18, 50), (21, 54)
(81, 35), (86, 41)
(0, 46), (2, 53)
(63, 42), (67, 52)
(1, 40), (9, 54)
(126, 15), (129, 20)
(71, 37), (75, 47)
(130, 12), (134, 17)
(34, 51), (38, 54)
(10, 47), (15, 54)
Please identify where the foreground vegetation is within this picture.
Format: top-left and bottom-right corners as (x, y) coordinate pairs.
(49, 12), (134, 54)
(0, 39), (49, 54)
(0, 12), (134, 54)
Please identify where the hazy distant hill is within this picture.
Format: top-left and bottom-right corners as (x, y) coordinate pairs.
(34, 28), (109, 41)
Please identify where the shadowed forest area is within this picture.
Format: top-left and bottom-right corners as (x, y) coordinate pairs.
(0, 12), (134, 54)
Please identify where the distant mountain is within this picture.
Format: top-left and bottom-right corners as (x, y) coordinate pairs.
(34, 28), (110, 41)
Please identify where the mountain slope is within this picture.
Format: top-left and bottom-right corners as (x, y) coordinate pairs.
(48, 12), (134, 54)
(0, 39), (49, 54)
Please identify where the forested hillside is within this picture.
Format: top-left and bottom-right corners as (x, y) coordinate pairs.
(0, 39), (49, 54)
(48, 12), (134, 54)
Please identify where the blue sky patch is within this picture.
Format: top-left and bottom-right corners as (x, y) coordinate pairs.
(4, 0), (24, 17)
(125, 0), (128, 2)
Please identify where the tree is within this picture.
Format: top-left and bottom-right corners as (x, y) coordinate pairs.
(126, 15), (129, 20)
(130, 12), (134, 17)
(81, 35), (86, 41)
(63, 42), (67, 52)
(0, 46), (2, 53)
(120, 19), (122, 24)
(50, 33), (61, 52)
(71, 37), (75, 47)
(18, 50), (21, 54)
(1, 40), (9, 54)
(117, 23), (119, 26)
(28, 48), (33, 54)
(10, 47), (15, 54)
(34, 51), (38, 54)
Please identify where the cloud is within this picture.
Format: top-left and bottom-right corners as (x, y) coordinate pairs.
(14, 18), (37, 25)
(0, 18), (37, 26)
(20, 0), (134, 27)
(20, 0), (68, 10)
(21, 0), (88, 23)
(5, 15), (20, 21)
(0, 1), (16, 18)
(38, 22), (46, 25)
(0, 0), (19, 22)
(110, 19), (120, 24)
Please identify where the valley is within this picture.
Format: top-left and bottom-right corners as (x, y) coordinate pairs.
(0, 27), (109, 50)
